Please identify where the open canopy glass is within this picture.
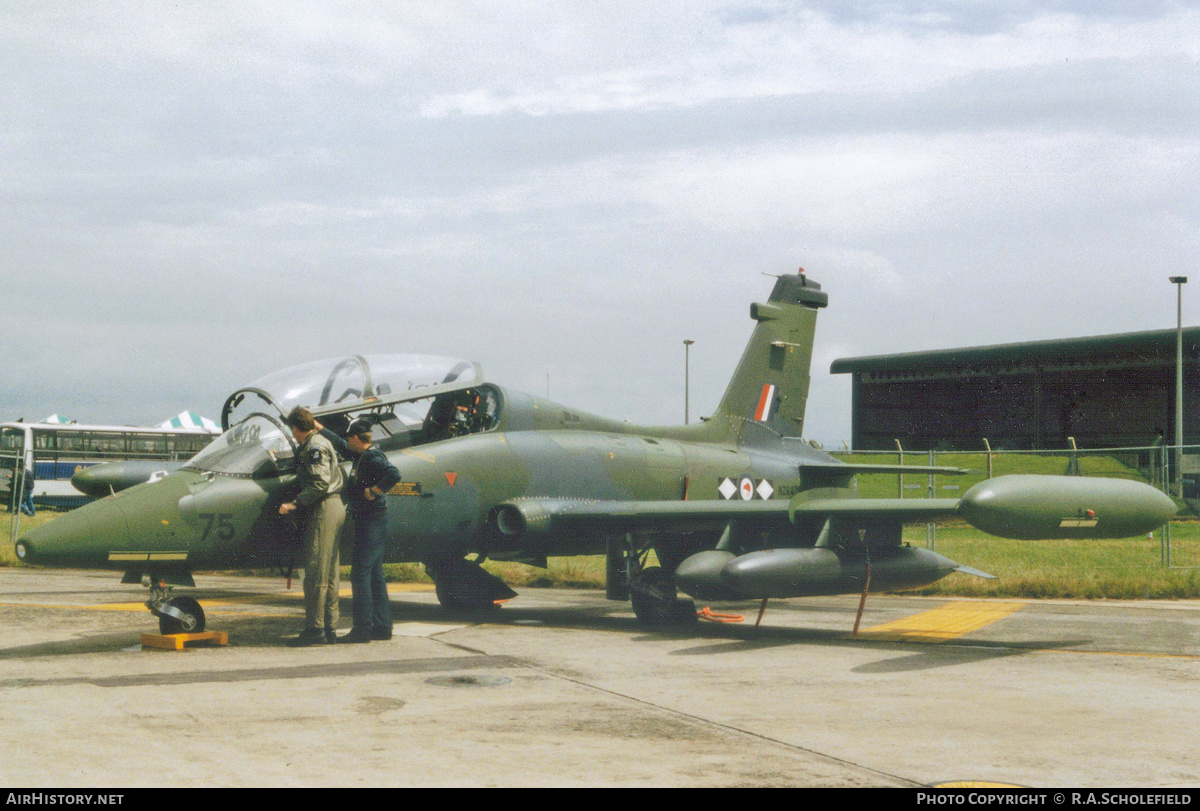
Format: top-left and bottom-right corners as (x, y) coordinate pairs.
(195, 355), (496, 477)
(221, 354), (484, 430)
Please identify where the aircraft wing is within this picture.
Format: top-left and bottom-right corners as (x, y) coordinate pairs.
(491, 498), (792, 538)
(492, 474), (1176, 542)
(490, 494), (957, 540)
(550, 496), (964, 523)
(804, 463), (969, 475)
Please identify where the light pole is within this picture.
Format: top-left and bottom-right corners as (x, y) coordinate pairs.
(683, 340), (695, 424)
(1171, 276), (1187, 498)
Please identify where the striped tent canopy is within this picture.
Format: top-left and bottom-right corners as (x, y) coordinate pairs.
(158, 411), (220, 434)
(41, 414), (73, 424)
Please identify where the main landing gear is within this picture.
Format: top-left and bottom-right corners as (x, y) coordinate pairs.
(426, 545), (699, 629)
(614, 539), (697, 628)
(629, 566), (697, 627)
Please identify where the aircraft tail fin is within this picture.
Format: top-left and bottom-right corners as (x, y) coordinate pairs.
(711, 272), (827, 444)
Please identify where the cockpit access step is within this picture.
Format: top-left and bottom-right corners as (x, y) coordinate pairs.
(140, 631), (228, 651)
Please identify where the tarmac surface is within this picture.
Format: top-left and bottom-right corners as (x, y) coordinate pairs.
(0, 567), (1198, 788)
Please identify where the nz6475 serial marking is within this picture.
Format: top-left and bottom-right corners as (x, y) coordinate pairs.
(15, 271), (1177, 633)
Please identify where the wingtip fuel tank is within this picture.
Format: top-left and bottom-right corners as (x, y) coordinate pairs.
(958, 475), (1177, 540)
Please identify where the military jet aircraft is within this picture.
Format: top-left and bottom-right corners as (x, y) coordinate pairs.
(15, 271), (1177, 634)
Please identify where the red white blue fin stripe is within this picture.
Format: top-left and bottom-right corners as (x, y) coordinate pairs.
(754, 384), (777, 422)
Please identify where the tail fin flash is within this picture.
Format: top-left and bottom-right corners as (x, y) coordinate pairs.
(712, 272), (827, 443)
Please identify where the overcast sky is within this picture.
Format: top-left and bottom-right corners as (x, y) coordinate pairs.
(3, 2), (1199, 446)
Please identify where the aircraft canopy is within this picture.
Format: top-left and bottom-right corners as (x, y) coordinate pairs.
(222, 354), (484, 429)
(185, 414), (295, 477)
(199, 355), (493, 476)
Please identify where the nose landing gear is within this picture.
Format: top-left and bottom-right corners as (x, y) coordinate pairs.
(140, 576), (207, 635)
(154, 595), (206, 635)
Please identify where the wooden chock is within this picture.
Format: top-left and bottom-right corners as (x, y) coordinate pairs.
(140, 631), (229, 651)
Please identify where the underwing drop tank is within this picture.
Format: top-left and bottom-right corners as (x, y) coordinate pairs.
(674, 545), (972, 601)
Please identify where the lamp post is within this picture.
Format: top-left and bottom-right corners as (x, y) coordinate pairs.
(683, 340), (695, 424)
(1171, 276), (1187, 498)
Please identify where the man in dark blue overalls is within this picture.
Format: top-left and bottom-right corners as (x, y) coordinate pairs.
(19, 465), (35, 516)
(322, 419), (401, 643)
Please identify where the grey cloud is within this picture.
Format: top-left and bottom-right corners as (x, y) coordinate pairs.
(789, 1), (1188, 34)
(3, 4), (1199, 441)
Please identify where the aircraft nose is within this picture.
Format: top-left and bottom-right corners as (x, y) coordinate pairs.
(16, 495), (129, 568)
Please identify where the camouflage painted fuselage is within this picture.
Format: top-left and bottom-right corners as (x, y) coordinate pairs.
(45, 394), (830, 574)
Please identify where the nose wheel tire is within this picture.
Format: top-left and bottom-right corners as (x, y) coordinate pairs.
(157, 596), (206, 635)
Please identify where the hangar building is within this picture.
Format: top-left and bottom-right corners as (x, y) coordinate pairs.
(830, 328), (1200, 452)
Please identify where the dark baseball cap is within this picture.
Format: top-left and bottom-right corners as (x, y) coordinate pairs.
(348, 419), (373, 438)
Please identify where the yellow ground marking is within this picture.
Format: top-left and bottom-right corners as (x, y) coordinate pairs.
(7, 600), (295, 618)
(0, 583), (433, 614)
(4, 592), (1200, 656)
(85, 602), (150, 613)
(852, 600), (1026, 643)
(386, 583), (435, 593)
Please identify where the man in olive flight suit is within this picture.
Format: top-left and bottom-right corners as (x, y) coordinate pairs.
(320, 418), (401, 643)
(280, 406), (346, 647)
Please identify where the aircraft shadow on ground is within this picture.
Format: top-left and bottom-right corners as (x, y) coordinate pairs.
(0, 590), (635, 658)
(848, 638), (1091, 674)
(0, 632), (152, 661)
(0, 588), (1093, 669)
(662, 621), (1091, 662)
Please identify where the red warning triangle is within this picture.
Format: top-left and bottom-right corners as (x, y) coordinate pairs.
(445, 472), (457, 486)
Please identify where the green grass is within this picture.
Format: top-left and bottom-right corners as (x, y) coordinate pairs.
(0, 511), (57, 566)
(237, 558), (611, 589)
(482, 556), (611, 589)
(383, 556), (611, 589)
(381, 562), (433, 584)
(905, 519), (1200, 599)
